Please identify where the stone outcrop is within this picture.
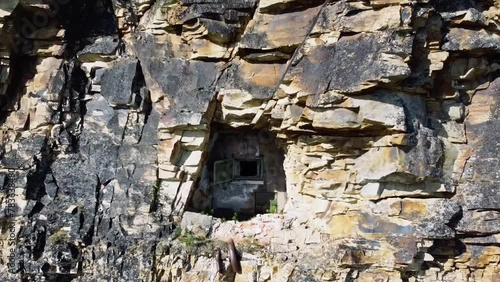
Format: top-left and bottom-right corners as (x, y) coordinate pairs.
(0, 0), (499, 281)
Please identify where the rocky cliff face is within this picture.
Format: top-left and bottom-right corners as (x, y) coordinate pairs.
(0, 0), (499, 281)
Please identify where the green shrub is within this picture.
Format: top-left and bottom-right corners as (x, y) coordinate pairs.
(177, 229), (206, 247)
(266, 199), (279, 214)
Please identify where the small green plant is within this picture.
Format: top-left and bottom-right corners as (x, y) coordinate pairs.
(161, 0), (180, 9)
(201, 209), (214, 216)
(247, 235), (259, 249)
(251, 239), (259, 249)
(239, 236), (261, 253)
(232, 212), (239, 221)
(184, 232), (196, 246)
(177, 229), (206, 247)
(266, 199), (279, 214)
(175, 227), (182, 237)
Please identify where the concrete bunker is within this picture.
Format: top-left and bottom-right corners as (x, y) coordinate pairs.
(188, 127), (286, 219)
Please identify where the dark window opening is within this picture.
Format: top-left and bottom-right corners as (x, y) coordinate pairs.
(230, 158), (263, 180)
(239, 160), (259, 177)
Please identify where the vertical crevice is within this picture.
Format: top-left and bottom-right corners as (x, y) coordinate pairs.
(32, 225), (47, 261)
(83, 175), (101, 246)
(133, 61), (152, 143)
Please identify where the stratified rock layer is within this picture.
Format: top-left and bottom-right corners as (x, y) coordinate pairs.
(0, 0), (499, 281)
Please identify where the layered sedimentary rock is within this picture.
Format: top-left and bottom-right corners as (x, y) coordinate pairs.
(0, 0), (499, 281)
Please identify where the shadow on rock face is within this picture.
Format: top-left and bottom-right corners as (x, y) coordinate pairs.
(430, 0), (475, 13)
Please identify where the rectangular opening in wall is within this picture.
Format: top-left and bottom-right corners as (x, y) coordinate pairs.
(235, 158), (262, 180)
(240, 160), (258, 177)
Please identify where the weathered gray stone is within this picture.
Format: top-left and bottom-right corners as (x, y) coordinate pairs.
(0, 132), (46, 169)
(180, 211), (213, 237)
(443, 28), (500, 52)
(457, 210), (500, 235)
(100, 58), (139, 107)
(77, 36), (120, 62)
(239, 6), (321, 51)
(413, 199), (461, 239)
(50, 155), (99, 239)
(217, 60), (287, 100)
(286, 31), (412, 94)
(85, 94), (116, 126)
